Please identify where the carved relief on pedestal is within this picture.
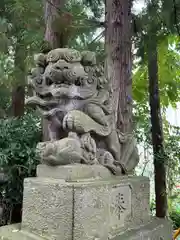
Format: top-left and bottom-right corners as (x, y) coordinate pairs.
(109, 184), (132, 233)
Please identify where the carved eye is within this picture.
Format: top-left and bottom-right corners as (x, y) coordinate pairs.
(55, 65), (61, 70)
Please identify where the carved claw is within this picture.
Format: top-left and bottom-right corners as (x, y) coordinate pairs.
(81, 133), (96, 154)
(62, 111), (85, 133)
(63, 113), (74, 131)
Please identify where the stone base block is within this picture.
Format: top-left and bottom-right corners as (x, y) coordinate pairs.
(0, 219), (172, 240)
(112, 218), (172, 240)
(21, 176), (151, 240)
(36, 164), (112, 181)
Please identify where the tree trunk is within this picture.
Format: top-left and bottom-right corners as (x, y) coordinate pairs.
(105, 0), (133, 133)
(11, 41), (26, 117)
(148, 39), (168, 218)
(9, 40), (26, 224)
(11, 87), (25, 117)
(44, 0), (65, 48)
(42, 0), (65, 141)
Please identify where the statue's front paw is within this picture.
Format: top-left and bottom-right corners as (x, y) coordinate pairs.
(63, 112), (75, 131)
(81, 133), (96, 154)
(63, 111), (84, 133)
(81, 133), (97, 164)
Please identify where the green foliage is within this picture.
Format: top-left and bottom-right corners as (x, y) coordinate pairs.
(0, 112), (41, 222)
(63, 0), (105, 58)
(133, 0), (180, 110)
(133, 2), (180, 217)
(65, 0), (103, 46)
(165, 125), (180, 194)
(150, 199), (156, 216)
(161, 0), (180, 35)
(170, 208), (180, 229)
(169, 191), (180, 229)
(82, 0), (104, 19)
(133, 102), (151, 144)
(133, 35), (180, 107)
(150, 198), (180, 229)
(0, 0), (44, 55)
(0, 53), (14, 116)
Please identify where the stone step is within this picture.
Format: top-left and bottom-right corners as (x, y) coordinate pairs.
(0, 224), (46, 240)
(112, 218), (172, 240)
(0, 218), (172, 240)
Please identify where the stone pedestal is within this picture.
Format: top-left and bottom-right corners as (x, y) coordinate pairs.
(0, 164), (172, 240)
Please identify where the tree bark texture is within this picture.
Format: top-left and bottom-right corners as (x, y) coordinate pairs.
(43, 0), (65, 141)
(148, 40), (168, 218)
(8, 40), (26, 224)
(11, 42), (26, 117)
(105, 0), (133, 133)
(44, 0), (65, 48)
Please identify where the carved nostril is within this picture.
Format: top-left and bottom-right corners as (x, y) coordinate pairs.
(75, 77), (81, 86)
(46, 77), (53, 86)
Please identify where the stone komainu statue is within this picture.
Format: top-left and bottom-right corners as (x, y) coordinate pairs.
(26, 48), (139, 175)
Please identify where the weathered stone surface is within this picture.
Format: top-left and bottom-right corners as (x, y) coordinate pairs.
(73, 182), (110, 240)
(72, 176), (150, 240)
(129, 179), (150, 227)
(37, 164), (112, 180)
(22, 178), (72, 240)
(0, 224), (45, 240)
(112, 218), (172, 240)
(21, 176), (151, 240)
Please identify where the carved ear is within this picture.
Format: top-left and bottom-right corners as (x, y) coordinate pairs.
(81, 51), (96, 66)
(34, 53), (46, 67)
(97, 76), (108, 88)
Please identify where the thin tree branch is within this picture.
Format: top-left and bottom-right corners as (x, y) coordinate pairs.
(45, 0), (63, 14)
(46, 0), (105, 27)
(85, 19), (105, 28)
(88, 30), (105, 46)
